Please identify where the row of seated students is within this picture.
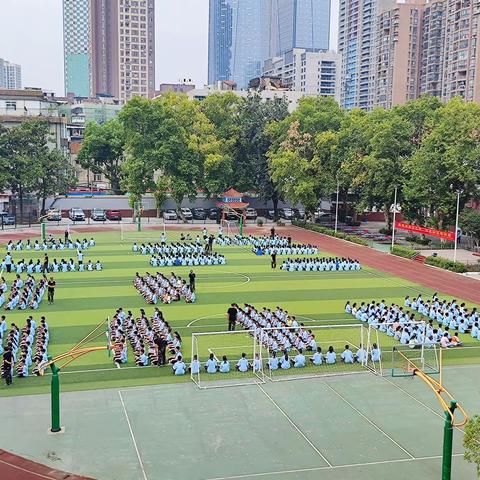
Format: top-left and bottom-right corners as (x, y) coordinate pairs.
(1, 315), (49, 384)
(281, 257), (361, 272)
(254, 245), (318, 256)
(6, 238), (95, 252)
(109, 308), (181, 367)
(233, 235), (291, 248)
(149, 252), (226, 267)
(133, 242), (204, 256)
(1, 258), (102, 274)
(1, 276), (47, 310)
(404, 293), (479, 337)
(134, 272), (196, 304)
(345, 298), (464, 348)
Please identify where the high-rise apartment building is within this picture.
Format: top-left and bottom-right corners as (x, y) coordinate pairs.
(442, 0), (480, 103)
(338, 0), (377, 110)
(0, 59), (22, 90)
(270, 0), (331, 56)
(63, 0), (91, 97)
(63, 0), (155, 102)
(263, 48), (340, 101)
(372, 0), (423, 109)
(208, 0), (271, 89)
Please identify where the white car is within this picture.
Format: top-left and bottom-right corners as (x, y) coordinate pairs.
(245, 208), (257, 219)
(163, 209), (178, 221)
(180, 208), (193, 220)
(69, 208), (85, 221)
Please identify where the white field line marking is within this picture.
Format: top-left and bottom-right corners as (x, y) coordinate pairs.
(324, 382), (415, 459)
(187, 313), (224, 327)
(0, 458), (61, 480)
(202, 453), (464, 480)
(364, 270), (432, 297)
(118, 390), (148, 480)
(256, 383), (333, 468)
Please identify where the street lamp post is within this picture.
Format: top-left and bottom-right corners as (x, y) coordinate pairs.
(391, 186), (398, 250)
(453, 191), (461, 263)
(334, 179), (340, 234)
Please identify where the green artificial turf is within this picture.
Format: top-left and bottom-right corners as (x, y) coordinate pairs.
(0, 229), (478, 397)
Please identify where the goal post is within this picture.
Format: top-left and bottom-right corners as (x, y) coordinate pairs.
(259, 324), (371, 382)
(191, 330), (265, 389)
(391, 344), (440, 378)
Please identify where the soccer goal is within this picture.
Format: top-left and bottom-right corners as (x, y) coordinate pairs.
(191, 330), (265, 389)
(220, 219), (240, 237)
(120, 221), (169, 243)
(391, 344), (440, 378)
(259, 324), (372, 382)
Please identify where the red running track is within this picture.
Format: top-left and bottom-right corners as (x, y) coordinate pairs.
(280, 225), (480, 305)
(0, 450), (94, 480)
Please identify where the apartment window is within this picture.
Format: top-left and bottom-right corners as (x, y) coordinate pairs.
(5, 101), (16, 111)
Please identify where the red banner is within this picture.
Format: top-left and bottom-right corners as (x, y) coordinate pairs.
(394, 222), (455, 241)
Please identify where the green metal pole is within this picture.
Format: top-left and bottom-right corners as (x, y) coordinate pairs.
(442, 400), (457, 480)
(50, 360), (61, 433)
(137, 205), (141, 232)
(239, 215), (243, 236)
(41, 221), (46, 242)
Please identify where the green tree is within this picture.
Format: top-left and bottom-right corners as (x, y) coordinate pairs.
(460, 208), (480, 248)
(153, 176), (170, 217)
(403, 98), (480, 228)
(77, 119), (125, 194)
(464, 415), (480, 477)
(36, 149), (77, 215)
(234, 94), (289, 219)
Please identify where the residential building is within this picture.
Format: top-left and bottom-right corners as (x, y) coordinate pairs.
(63, 0), (156, 102)
(418, 0), (445, 98)
(442, 0), (480, 103)
(0, 58), (22, 90)
(270, 0), (331, 56)
(155, 83), (196, 95)
(63, 0), (91, 97)
(186, 82), (313, 113)
(208, 0), (272, 89)
(372, 0), (424, 109)
(263, 48), (340, 102)
(338, 0), (377, 110)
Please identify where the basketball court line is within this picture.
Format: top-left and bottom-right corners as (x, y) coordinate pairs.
(255, 383), (333, 468)
(323, 381), (416, 459)
(201, 453), (464, 480)
(118, 390), (149, 480)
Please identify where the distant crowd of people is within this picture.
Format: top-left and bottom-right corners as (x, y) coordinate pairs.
(134, 271), (196, 304)
(281, 257), (361, 272)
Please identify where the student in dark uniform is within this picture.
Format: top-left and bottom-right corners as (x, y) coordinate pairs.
(271, 252), (277, 269)
(227, 303), (238, 331)
(47, 277), (56, 304)
(2, 346), (13, 385)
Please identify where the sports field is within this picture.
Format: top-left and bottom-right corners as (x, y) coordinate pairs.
(0, 226), (477, 480)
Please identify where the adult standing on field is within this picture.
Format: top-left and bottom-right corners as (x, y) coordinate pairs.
(47, 277), (56, 304)
(227, 303), (237, 331)
(270, 226), (275, 239)
(189, 270), (196, 292)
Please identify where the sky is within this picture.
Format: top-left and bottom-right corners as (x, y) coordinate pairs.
(0, 0), (338, 95)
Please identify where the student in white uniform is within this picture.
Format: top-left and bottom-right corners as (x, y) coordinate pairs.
(236, 353), (249, 372)
(173, 355), (186, 375)
(355, 345), (367, 364)
(341, 345), (354, 364)
(371, 344), (381, 362)
(293, 349), (306, 368)
(219, 356), (230, 373)
(280, 353), (291, 369)
(325, 346), (336, 364)
(268, 352), (279, 370)
(310, 347), (323, 366)
(189, 355), (201, 375)
(205, 353), (217, 373)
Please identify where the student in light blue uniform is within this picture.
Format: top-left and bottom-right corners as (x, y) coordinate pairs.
(268, 352), (279, 370)
(219, 356), (230, 373)
(253, 353), (262, 372)
(371, 344), (381, 362)
(173, 356), (186, 375)
(236, 353), (249, 372)
(310, 347), (323, 366)
(355, 345), (367, 363)
(280, 353), (291, 369)
(325, 346), (336, 364)
(205, 353), (217, 374)
(341, 345), (354, 364)
(189, 355), (201, 374)
(293, 349), (306, 368)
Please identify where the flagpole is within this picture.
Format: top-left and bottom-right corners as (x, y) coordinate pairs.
(334, 178), (340, 234)
(453, 191), (460, 263)
(391, 186), (398, 250)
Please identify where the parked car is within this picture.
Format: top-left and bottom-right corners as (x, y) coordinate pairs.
(0, 212), (15, 225)
(68, 208), (85, 221)
(279, 208), (294, 220)
(208, 208), (219, 220)
(106, 210), (122, 221)
(46, 209), (62, 221)
(245, 208), (257, 219)
(193, 208), (207, 220)
(180, 207), (193, 220)
(224, 210), (238, 220)
(163, 209), (178, 221)
(267, 209), (275, 219)
(293, 208), (305, 220)
(91, 208), (106, 221)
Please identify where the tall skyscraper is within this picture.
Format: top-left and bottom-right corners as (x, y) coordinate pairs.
(208, 0), (271, 89)
(270, 0), (331, 55)
(63, 0), (91, 97)
(0, 58), (22, 90)
(63, 0), (155, 102)
(338, 0), (377, 110)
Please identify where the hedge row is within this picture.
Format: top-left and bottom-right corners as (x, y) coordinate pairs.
(390, 245), (417, 259)
(292, 221), (369, 246)
(425, 256), (468, 273)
